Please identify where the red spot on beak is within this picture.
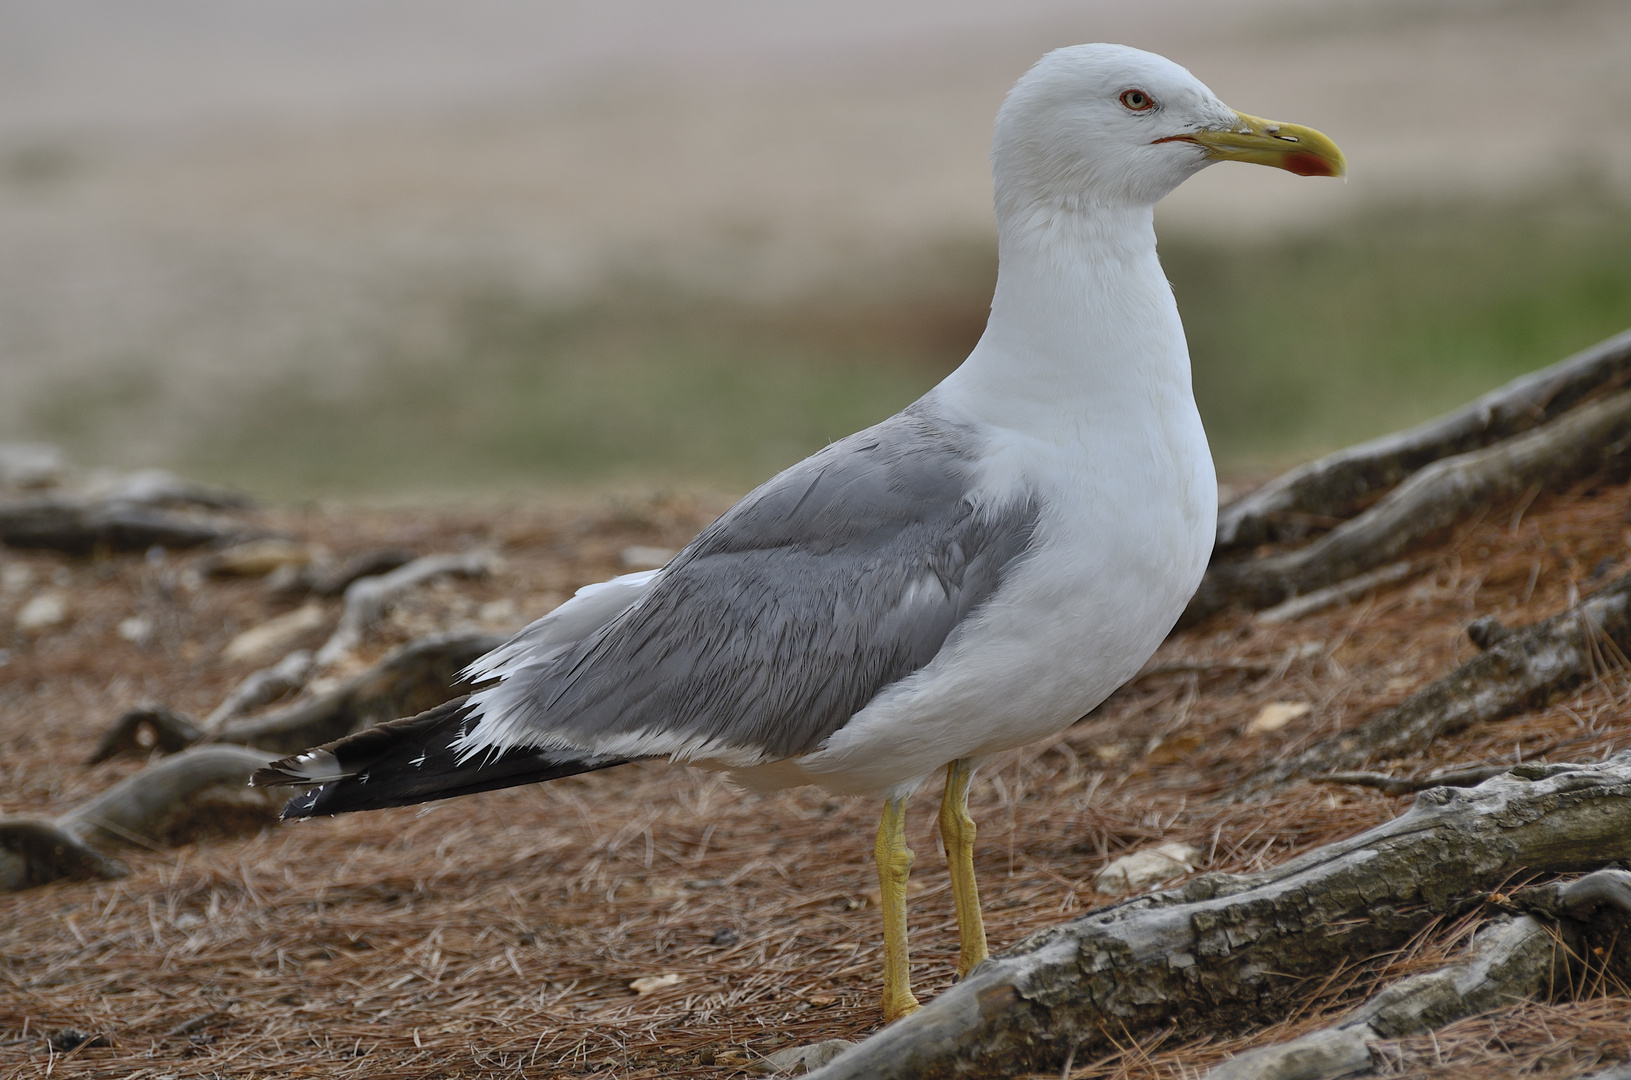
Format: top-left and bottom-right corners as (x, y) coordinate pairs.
(1282, 152), (1338, 178)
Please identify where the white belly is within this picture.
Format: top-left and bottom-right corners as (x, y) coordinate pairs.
(731, 414), (1216, 799)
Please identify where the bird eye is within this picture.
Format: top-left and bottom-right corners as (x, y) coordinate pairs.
(1119, 89), (1155, 112)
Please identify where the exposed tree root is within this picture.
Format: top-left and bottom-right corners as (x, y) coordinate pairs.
(87, 705), (205, 764)
(1314, 765), (1510, 797)
(1202, 915), (1563, 1080)
(1202, 869), (1631, 1080)
(0, 746), (275, 891)
(1255, 560), (1417, 625)
(805, 754), (1631, 1080)
(308, 547), (421, 598)
(59, 745), (278, 847)
(22, 585), (505, 891)
(261, 546), (419, 601)
(1204, 869), (1631, 1080)
(1187, 387), (1631, 624)
(1243, 571), (1631, 794)
(0, 466), (255, 554)
(202, 650), (316, 730)
(202, 630), (504, 754)
(1216, 328), (1631, 552)
(313, 550), (497, 667)
(0, 496), (254, 555)
(0, 818), (129, 890)
(88, 632), (502, 766)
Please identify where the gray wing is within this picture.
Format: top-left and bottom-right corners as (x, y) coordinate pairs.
(460, 404), (1039, 763)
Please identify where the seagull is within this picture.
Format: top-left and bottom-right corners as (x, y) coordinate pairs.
(253, 43), (1344, 1020)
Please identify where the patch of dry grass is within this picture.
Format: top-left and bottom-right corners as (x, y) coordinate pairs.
(2, 473), (1629, 1078)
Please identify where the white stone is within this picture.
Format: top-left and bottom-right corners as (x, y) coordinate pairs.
(1, 563), (35, 594)
(1247, 701), (1311, 735)
(1095, 841), (1200, 894)
(118, 615), (154, 645)
(16, 591), (68, 633)
(628, 973), (681, 995)
(223, 602), (330, 664)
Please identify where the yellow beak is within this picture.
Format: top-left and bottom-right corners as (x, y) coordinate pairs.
(1160, 111), (1347, 178)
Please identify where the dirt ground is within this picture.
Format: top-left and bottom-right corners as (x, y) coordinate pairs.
(2, 470), (1630, 1079)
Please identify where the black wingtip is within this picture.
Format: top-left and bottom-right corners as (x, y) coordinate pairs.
(279, 785), (329, 820)
(258, 692), (639, 818)
(249, 765), (300, 788)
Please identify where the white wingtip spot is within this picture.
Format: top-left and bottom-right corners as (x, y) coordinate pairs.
(277, 749), (346, 783)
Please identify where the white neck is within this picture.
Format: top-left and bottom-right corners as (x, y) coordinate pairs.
(933, 199), (1196, 442)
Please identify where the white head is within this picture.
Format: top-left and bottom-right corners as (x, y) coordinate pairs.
(993, 43), (1344, 216)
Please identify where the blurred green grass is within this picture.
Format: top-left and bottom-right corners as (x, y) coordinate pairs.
(134, 187), (1631, 495)
(1174, 183), (1631, 468)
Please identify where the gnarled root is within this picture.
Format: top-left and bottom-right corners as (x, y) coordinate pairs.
(1, 745), (277, 891)
(805, 754), (1631, 1080)
(87, 705), (204, 764)
(1187, 387), (1631, 625)
(1216, 328), (1631, 552)
(1244, 571), (1631, 795)
(1202, 868), (1631, 1080)
(204, 630), (505, 754)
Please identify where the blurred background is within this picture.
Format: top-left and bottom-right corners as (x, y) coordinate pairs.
(1, 0), (1628, 498)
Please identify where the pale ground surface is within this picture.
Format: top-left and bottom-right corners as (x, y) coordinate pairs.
(1, 0), (1628, 463)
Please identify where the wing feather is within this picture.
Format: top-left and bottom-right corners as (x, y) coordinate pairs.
(459, 405), (1038, 763)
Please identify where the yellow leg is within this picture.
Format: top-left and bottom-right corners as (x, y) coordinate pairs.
(939, 758), (988, 979)
(874, 796), (920, 1020)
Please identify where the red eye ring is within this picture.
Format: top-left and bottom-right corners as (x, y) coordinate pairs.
(1119, 89), (1155, 112)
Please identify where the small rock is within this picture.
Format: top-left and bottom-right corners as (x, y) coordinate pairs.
(204, 539), (314, 578)
(620, 545), (676, 570)
(117, 615), (154, 645)
(751, 1040), (856, 1075)
(1095, 841), (1200, 894)
(629, 973), (682, 995)
(222, 602), (329, 664)
(16, 591), (68, 633)
(1246, 701), (1311, 735)
(1, 563), (34, 594)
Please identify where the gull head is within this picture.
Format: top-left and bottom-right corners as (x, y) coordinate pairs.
(994, 43), (1345, 215)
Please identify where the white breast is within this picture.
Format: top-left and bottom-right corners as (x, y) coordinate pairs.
(729, 199), (1218, 799)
